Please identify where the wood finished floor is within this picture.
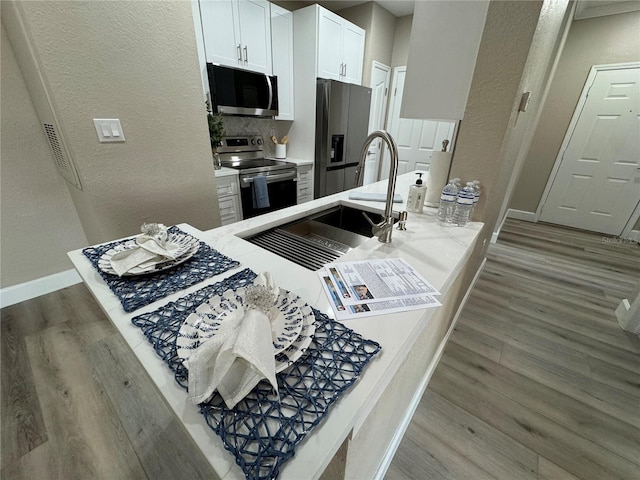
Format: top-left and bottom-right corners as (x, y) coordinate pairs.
(1, 219), (638, 480)
(386, 219), (640, 480)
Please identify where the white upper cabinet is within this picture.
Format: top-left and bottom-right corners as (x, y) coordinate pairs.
(316, 7), (365, 85)
(271, 4), (294, 120)
(200, 0), (273, 75)
(340, 22), (365, 85)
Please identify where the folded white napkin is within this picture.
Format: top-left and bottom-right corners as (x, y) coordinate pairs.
(110, 223), (181, 276)
(187, 273), (279, 408)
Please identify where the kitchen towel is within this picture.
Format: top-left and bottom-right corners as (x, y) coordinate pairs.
(187, 272), (279, 408)
(252, 175), (271, 209)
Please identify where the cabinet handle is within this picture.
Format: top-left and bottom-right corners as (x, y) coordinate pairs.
(243, 45), (248, 64)
(339, 63), (344, 76)
(237, 44), (242, 62)
(343, 63), (347, 77)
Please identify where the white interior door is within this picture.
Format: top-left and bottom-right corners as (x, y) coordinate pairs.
(540, 65), (640, 235)
(363, 61), (391, 185)
(383, 67), (456, 179)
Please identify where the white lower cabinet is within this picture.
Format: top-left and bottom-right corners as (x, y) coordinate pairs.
(216, 175), (243, 225)
(296, 164), (313, 203)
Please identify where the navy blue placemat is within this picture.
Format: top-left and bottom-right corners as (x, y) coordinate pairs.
(82, 226), (240, 312)
(132, 268), (382, 480)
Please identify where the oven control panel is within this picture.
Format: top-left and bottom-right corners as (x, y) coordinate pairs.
(218, 136), (264, 153)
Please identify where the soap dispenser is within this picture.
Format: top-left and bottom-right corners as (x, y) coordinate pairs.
(407, 173), (427, 213)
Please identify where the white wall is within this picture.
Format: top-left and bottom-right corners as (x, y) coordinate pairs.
(1, 24), (89, 288)
(390, 15), (413, 68)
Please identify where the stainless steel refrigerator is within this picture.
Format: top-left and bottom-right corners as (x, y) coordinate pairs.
(314, 78), (371, 199)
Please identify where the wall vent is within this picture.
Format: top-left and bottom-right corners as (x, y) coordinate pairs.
(43, 123), (82, 189)
(2, 2), (83, 191)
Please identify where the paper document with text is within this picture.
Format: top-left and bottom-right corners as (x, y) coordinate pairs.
(319, 258), (441, 320)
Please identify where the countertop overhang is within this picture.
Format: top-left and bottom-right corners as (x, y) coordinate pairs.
(68, 171), (483, 480)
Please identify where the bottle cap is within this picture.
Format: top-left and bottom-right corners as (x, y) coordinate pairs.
(415, 173), (423, 185)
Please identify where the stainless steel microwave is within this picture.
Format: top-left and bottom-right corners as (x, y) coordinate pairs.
(207, 64), (278, 118)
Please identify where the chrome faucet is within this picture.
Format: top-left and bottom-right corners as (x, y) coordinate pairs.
(354, 130), (399, 243)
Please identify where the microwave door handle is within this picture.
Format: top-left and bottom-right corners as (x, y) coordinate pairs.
(266, 75), (273, 110)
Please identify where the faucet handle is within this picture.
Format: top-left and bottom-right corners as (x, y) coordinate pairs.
(361, 211), (377, 227)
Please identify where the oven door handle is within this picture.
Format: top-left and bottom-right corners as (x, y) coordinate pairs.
(241, 171), (296, 185)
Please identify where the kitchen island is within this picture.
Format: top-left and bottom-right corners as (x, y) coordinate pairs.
(68, 171), (484, 480)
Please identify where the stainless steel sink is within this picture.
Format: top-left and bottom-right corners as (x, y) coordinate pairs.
(244, 205), (395, 271)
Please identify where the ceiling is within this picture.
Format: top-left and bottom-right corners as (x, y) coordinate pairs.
(312, 1), (415, 17)
(289, 0), (640, 21)
(574, 0), (640, 19)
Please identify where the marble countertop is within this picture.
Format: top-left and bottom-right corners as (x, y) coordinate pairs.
(68, 171), (483, 480)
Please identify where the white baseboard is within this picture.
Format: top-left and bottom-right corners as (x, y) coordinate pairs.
(624, 229), (640, 243)
(0, 269), (82, 309)
(506, 208), (537, 222)
(374, 257), (487, 480)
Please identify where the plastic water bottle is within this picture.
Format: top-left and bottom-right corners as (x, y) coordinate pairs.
(453, 182), (475, 227)
(470, 180), (481, 218)
(437, 179), (459, 224)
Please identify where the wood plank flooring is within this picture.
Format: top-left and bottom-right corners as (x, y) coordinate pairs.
(1, 219), (638, 479)
(386, 219), (640, 480)
(0, 283), (217, 480)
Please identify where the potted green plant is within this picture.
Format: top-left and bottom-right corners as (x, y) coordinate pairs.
(206, 101), (225, 169)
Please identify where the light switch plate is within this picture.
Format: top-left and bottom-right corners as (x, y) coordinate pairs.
(93, 118), (125, 142)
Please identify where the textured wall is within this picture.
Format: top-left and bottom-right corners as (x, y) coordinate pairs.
(11, 1), (221, 245)
(1, 24), (89, 288)
(450, 0), (568, 261)
(510, 11), (640, 214)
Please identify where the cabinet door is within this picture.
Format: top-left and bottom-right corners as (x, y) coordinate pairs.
(271, 5), (294, 120)
(341, 23), (365, 85)
(218, 195), (242, 225)
(237, 0), (272, 74)
(200, 0), (242, 68)
(317, 9), (343, 81)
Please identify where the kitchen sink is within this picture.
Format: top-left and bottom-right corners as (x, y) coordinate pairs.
(244, 205), (396, 271)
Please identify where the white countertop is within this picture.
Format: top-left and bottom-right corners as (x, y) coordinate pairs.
(275, 156), (313, 166)
(214, 166), (239, 177)
(68, 171), (483, 480)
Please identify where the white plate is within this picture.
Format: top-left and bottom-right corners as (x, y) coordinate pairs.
(98, 233), (200, 276)
(177, 287), (315, 373)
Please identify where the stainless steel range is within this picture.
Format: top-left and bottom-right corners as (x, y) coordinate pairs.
(217, 136), (297, 219)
